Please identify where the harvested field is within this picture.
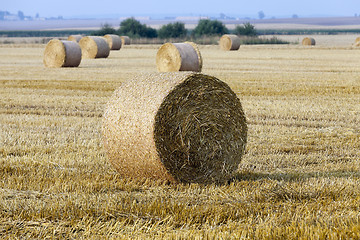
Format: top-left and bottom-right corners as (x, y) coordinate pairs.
(270, 34), (359, 46)
(0, 39), (359, 239)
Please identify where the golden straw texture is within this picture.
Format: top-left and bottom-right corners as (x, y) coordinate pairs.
(156, 42), (202, 72)
(67, 35), (83, 42)
(219, 34), (241, 50)
(302, 37), (316, 46)
(104, 34), (122, 50)
(120, 36), (131, 45)
(102, 72), (247, 184)
(354, 37), (360, 46)
(43, 39), (82, 68)
(79, 36), (110, 59)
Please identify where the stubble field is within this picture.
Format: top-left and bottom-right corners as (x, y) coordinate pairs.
(0, 37), (360, 239)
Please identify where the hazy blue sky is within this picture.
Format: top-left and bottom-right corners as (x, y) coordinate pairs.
(2, 0), (359, 18)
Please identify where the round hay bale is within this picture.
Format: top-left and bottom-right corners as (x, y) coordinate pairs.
(156, 42), (202, 72)
(120, 36), (130, 45)
(43, 39), (82, 68)
(302, 37), (316, 46)
(219, 34), (241, 50)
(79, 36), (110, 59)
(104, 34), (122, 50)
(67, 35), (83, 42)
(102, 72), (248, 184)
(354, 37), (360, 47)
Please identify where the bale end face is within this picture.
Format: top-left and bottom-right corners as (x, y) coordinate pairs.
(102, 72), (247, 184)
(154, 74), (247, 184)
(156, 43), (182, 72)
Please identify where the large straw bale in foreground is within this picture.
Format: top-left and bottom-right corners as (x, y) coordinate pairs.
(102, 72), (247, 184)
(79, 36), (110, 58)
(67, 35), (83, 42)
(120, 36), (131, 45)
(104, 34), (122, 50)
(302, 37), (316, 46)
(219, 34), (241, 50)
(43, 39), (82, 68)
(156, 42), (202, 72)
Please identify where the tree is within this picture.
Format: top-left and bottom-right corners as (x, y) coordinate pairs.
(234, 22), (257, 36)
(158, 22), (187, 39)
(118, 18), (157, 38)
(144, 27), (157, 38)
(258, 11), (265, 19)
(92, 23), (116, 36)
(192, 19), (228, 37)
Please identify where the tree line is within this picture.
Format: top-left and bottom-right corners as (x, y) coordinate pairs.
(92, 18), (258, 39)
(0, 17), (291, 45)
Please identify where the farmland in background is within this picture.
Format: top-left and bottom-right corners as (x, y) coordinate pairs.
(1, 15), (360, 31)
(0, 36), (359, 238)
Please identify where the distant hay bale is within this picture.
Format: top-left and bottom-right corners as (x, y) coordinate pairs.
(79, 36), (110, 59)
(156, 42), (202, 72)
(219, 34), (241, 50)
(102, 72), (248, 184)
(120, 36), (130, 45)
(104, 34), (122, 50)
(67, 35), (83, 42)
(354, 37), (360, 47)
(302, 37), (316, 46)
(43, 39), (82, 68)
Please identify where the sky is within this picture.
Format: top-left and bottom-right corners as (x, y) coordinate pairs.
(2, 0), (360, 19)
